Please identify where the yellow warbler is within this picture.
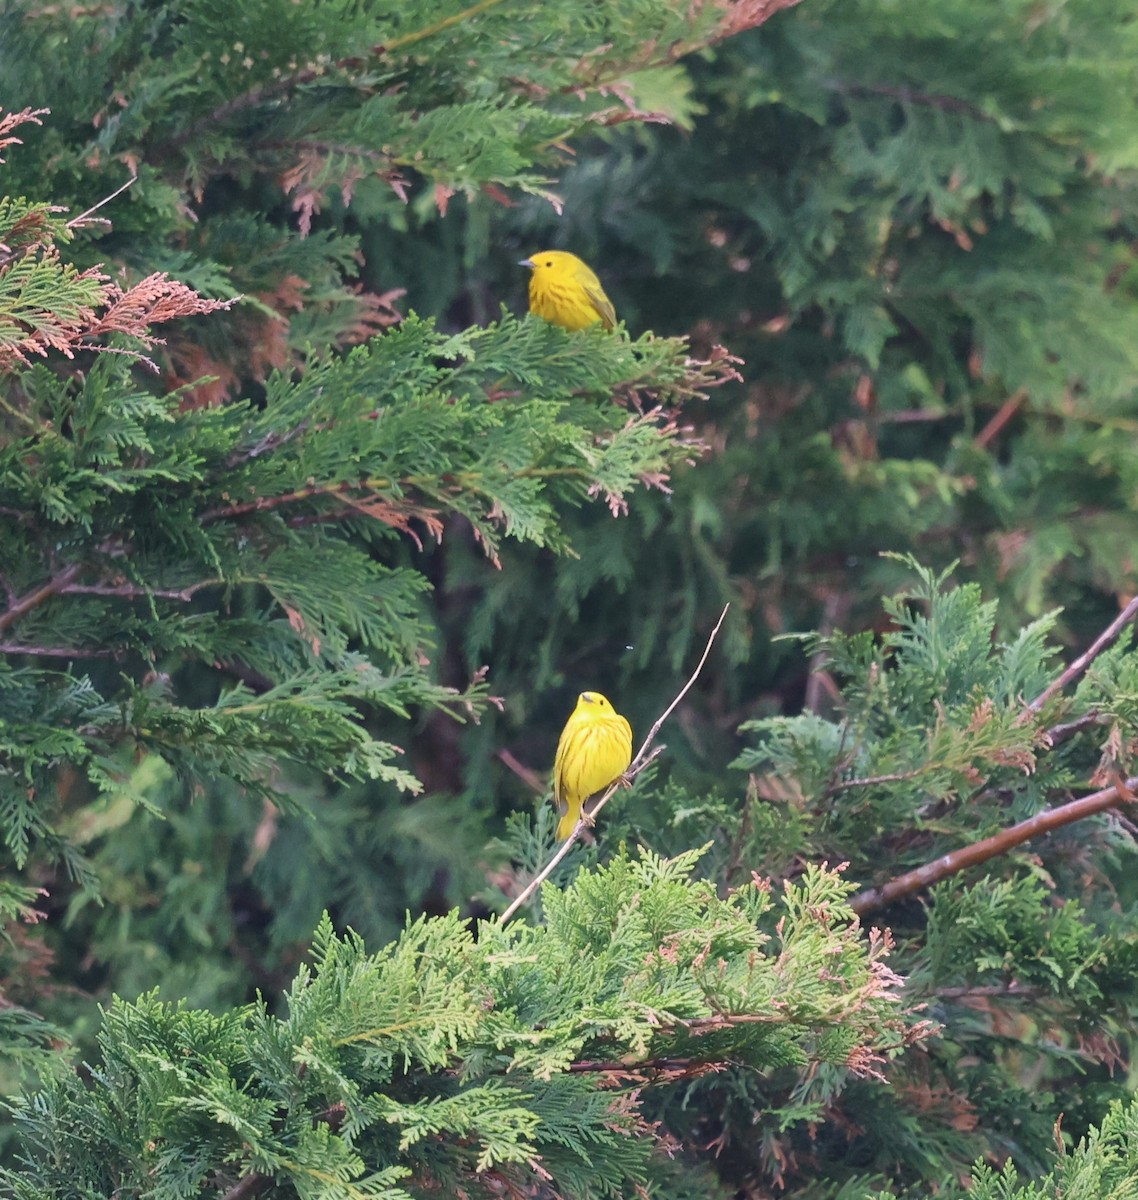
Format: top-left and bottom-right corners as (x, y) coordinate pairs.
(520, 250), (617, 331)
(552, 690), (633, 841)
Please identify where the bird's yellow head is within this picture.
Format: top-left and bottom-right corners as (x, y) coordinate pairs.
(576, 690), (615, 714)
(518, 249), (584, 278)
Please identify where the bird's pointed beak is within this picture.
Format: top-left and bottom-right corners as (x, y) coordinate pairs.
(518, 258), (535, 269)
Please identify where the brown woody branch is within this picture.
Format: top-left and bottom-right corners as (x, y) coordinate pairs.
(0, 643), (117, 659)
(973, 389), (1027, 451)
(849, 774), (1138, 917)
(63, 582), (215, 602)
(1044, 712), (1103, 746)
(170, 72), (324, 151)
(568, 1058), (697, 1075)
(201, 482), (353, 522)
(496, 748), (546, 796)
(0, 561), (224, 651)
(832, 80), (988, 120)
(217, 1176), (270, 1200)
(829, 595), (1135, 848)
(934, 984), (1038, 999)
(567, 1057), (720, 1079)
(0, 563), (84, 634)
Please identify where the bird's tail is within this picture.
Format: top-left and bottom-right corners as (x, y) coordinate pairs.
(556, 801), (580, 842)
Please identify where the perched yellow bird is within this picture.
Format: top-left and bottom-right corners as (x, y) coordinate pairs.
(552, 690), (633, 841)
(520, 250), (617, 332)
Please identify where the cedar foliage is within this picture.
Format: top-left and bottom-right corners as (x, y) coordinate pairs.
(5, 0), (1138, 1197)
(456, 0), (1138, 725)
(0, 87), (727, 982)
(3, 854), (921, 1199)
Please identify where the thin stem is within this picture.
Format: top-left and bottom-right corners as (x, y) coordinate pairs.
(568, 1058), (699, 1075)
(0, 563), (84, 634)
(0, 643), (116, 658)
(202, 466), (594, 522)
(218, 1173), (271, 1200)
(0, 391), (44, 431)
(498, 746), (667, 925)
(831, 601), (1127, 798)
(830, 80), (989, 121)
(496, 748), (546, 796)
(872, 409), (953, 425)
(825, 768), (926, 796)
(170, 72), (322, 150)
(383, 0), (511, 52)
(63, 582), (216, 602)
(628, 604), (731, 771)
(935, 984), (1038, 999)
(974, 388), (1027, 451)
(1044, 712), (1102, 746)
(222, 421), (309, 470)
(67, 176), (137, 230)
(201, 482), (351, 522)
(1026, 594), (1138, 715)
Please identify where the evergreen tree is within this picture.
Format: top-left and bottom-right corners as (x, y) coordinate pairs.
(6, 0), (1138, 1196)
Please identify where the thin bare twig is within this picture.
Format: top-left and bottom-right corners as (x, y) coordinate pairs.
(498, 745), (667, 925)
(934, 984), (1038, 999)
(222, 422), (310, 470)
(872, 409), (953, 425)
(830, 80), (989, 121)
(628, 604), (731, 770)
(1044, 712), (1103, 746)
(674, 1012), (784, 1031)
(1026, 594), (1138, 715)
(0, 643), (116, 659)
(63, 582), (216, 602)
(498, 604), (730, 924)
(568, 1058), (699, 1075)
(497, 748), (546, 796)
(804, 591), (850, 715)
(201, 482), (350, 522)
(849, 773), (1138, 917)
(382, 0), (509, 52)
(825, 767), (926, 796)
(0, 563), (84, 634)
(67, 176), (137, 231)
(973, 388), (1027, 451)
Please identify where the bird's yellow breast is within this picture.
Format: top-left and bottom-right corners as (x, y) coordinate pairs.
(521, 250), (617, 331)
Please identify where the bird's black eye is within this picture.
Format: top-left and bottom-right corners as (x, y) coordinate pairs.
(545, 259), (553, 267)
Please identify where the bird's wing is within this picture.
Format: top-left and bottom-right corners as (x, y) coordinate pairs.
(583, 280), (617, 330)
(552, 717), (576, 808)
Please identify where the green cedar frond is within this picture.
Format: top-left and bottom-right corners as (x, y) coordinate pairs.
(1, 848), (915, 1198)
